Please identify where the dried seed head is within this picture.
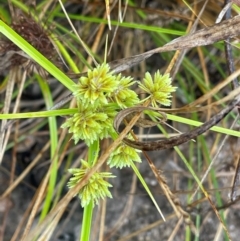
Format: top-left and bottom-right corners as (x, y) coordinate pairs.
(0, 13), (60, 76)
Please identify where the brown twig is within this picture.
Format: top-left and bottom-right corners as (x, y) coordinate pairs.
(114, 94), (240, 151)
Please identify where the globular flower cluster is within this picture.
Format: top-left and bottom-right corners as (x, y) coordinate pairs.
(64, 63), (176, 207)
(67, 160), (115, 207)
(73, 64), (118, 106)
(62, 63), (141, 146)
(61, 105), (114, 146)
(139, 71), (177, 107)
(63, 64), (176, 146)
(108, 141), (141, 169)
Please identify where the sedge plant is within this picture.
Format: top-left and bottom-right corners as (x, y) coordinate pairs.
(2, 3), (239, 240)
(1, 18), (239, 237)
(0, 16), (178, 238)
(61, 62), (176, 240)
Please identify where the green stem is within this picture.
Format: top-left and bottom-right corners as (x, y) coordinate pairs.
(37, 76), (58, 220)
(80, 201), (94, 241)
(79, 140), (100, 241)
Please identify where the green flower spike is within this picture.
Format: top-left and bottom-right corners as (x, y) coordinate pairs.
(68, 160), (115, 207)
(139, 71), (177, 107)
(111, 74), (140, 108)
(73, 63), (118, 106)
(61, 107), (108, 145)
(108, 142), (141, 169)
